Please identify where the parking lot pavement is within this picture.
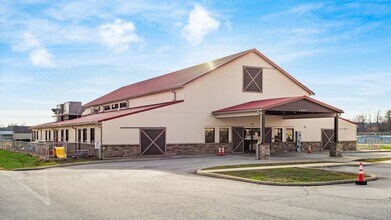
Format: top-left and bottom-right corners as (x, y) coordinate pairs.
(1, 152), (390, 219)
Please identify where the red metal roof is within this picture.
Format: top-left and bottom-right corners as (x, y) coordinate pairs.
(33, 101), (183, 128)
(84, 49), (314, 108)
(212, 96), (343, 114)
(339, 117), (358, 125)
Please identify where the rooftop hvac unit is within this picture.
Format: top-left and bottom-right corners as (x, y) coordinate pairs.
(56, 104), (64, 114)
(64, 102), (82, 115)
(91, 106), (100, 113)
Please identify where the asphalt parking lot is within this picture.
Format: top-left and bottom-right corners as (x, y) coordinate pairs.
(1, 152), (390, 219)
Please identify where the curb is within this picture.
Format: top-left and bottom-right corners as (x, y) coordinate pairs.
(350, 150), (391, 153)
(196, 166), (378, 186)
(11, 154), (217, 171)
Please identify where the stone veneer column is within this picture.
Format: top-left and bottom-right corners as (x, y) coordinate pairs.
(256, 144), (270, 160)
(330, 142), (343, 157)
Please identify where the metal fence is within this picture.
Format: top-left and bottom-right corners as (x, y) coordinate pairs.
(357, 135), (391, 146)
(0, 141), (73, 159)
(0, 141), (52, 159)
(0, 141), (96, 159)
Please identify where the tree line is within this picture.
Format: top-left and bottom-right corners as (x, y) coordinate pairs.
(354, 109), (391, 132)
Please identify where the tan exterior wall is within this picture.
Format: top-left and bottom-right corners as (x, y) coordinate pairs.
(82, 89), (183, 116)
(183, 51), (311, 114)
(128, 89), (183, 108)
(266, 117), (357, 142)
(102, 107), (356, 145)
(101, 52), (355, 145)
(32, 125), (102, 144)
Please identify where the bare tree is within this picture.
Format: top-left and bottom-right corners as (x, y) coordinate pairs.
(385, 110), (391, 130)
(354, 113), (367, 132)
(375, 109), (383, 127)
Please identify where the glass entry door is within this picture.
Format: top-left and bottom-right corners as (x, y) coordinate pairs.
(244, 128), (260, 152)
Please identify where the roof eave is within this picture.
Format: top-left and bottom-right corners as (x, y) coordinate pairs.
(251, 49), (315, 95)
(83, 86), (183, 108)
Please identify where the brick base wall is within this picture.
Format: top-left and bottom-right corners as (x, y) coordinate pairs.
(166, 143), (232, 156)
(301, 142), (322, 152)
(100, 143), (233, 158)
(79, 144), (97, 157)
(84, 141), (357, 158)
(102, 145), (140, 158)
(340, 141), (357, 151)
(270, 142), (296, 153)
(271, 141), (357, 153)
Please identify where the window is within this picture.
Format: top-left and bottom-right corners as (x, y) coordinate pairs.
(92, 106), (100, 113)
(90, 128), (95, 143)
(205, 128), (215, 143)
(273, 128), (282, 142)
(82, 128), (87, 142)
(219, 128), (229, 143)
(77, 129), (82, 143)
(48, 130), (51, 141)
(45, 130), (48, 140)
(286, 128), (294, 142)
(120, 102), (128, 108)
(104, 105), (111, 111)
(65, 129), (69, 142)
(53, 130), (58, 142)
(61, 129), (64, 141)
(112, 103), (119, 109)
(243, 66), (263, 93)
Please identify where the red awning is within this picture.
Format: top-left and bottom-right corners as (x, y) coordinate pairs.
(212, 96), (343, 114)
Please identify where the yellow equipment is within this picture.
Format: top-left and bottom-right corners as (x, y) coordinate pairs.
(54, 146), (66, 159)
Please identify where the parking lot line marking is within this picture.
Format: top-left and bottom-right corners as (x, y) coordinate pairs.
(1, 171), (51, 205)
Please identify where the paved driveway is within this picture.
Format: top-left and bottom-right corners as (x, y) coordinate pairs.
(1, 152), (390, 219)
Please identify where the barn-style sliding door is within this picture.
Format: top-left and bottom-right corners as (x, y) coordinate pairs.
(232, 127), (244, 153)
(140, 128), (166, 155)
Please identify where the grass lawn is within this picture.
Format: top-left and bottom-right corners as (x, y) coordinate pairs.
(357, 144), (391, 150)
(381, 145), (391, 150)
(218, 167), (357, 183)
(357, 157), (391, 162)
(0, 150), (95, 170)
(202, 161), (340, 170)
(0, 150), (58, 170)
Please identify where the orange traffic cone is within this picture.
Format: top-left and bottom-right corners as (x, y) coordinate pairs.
(217, 146), (221, 156)
(221, 146), (225, 156)
(307, 146), (312, 154)
(355, 162), (367, 185)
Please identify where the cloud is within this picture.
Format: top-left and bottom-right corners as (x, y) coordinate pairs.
(155, 46), (172, 54)
(12, 32), (54, 67)
(305, 72), (391, 96)
(12, 33), (41, 52)
(183, 4), (220, 44)
(0, 110), (54, 126)
(29, 48), (54, 67)
(98, 19), (141, 52)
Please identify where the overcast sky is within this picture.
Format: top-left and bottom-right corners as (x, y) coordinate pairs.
(0, 0), (390, 126)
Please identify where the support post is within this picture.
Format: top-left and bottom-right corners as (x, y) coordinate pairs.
(330, 115), (343, 157)
(260, 110), (265, 144)
(334, 116), (338, 143)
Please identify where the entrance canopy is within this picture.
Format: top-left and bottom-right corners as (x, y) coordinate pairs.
(212, 96), (343, 119)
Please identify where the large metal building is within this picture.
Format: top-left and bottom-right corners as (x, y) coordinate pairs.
(31, 48), (357, 158)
